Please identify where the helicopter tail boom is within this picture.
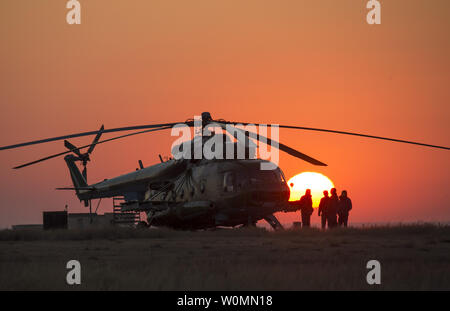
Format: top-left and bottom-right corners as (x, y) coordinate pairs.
(64, 155), (90, 205)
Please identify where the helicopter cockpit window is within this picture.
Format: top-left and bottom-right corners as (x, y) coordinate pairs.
(250, 170), (278, 184)
(223, 172), (235, 192)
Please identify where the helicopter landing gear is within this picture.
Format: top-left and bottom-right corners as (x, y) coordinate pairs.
(264, 214), (284, 230)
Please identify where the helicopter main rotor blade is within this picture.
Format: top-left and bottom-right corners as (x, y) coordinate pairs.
(0, 122), (190, 151)
(13, 126), (173, 169)
(220, 123), (327, 166)
(87, 124), (104, 154)
(221, 121), (450, 151)
(64, 140), (82, 158)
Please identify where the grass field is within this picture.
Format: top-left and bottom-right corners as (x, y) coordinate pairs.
(0, 224), (449, 290)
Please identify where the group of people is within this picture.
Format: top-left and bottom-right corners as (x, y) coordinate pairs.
(296, 188), (352, 229)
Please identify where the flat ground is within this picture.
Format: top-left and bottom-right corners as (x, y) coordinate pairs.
(0, 224), (449, 290)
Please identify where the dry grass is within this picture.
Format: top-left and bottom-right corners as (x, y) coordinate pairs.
(0, 224), (449, 290)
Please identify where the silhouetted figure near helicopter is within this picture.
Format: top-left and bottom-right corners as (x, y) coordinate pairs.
(327, 188), (339, 228)
(338, 190), (352, 227)
(299, 189), (314, 227)
(318, 190), (330, 229)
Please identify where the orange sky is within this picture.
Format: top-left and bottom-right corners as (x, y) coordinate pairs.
(0, 1), (449, 228)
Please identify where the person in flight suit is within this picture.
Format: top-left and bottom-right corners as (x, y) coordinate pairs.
(338, 190), (352, 227)
(327, 188), (339, 228)
(299, 189), (314, 227)
(318, 190), (330, 229)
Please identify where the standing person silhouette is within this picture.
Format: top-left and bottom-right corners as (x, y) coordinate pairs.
(327, 188), (339, 228)
(299, 189), (313, 227)
(338, 190), (352, 227)
(318, 190), (330, 229)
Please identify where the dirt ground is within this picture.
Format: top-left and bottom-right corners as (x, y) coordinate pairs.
(0, 224), (449, 290)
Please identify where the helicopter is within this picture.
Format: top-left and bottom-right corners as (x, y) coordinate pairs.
(1, 112), (449, 230)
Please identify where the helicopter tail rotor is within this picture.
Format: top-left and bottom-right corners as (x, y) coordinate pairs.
(63, 125), (104, 182)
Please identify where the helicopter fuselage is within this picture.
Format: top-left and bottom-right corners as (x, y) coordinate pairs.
(70, 157), (291, 229)
(145, 159), (290, 229)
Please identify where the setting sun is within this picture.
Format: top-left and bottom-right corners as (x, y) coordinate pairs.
(288, 172), (334, 207)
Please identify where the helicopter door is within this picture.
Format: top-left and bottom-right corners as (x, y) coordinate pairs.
(223, 172), (235, 192)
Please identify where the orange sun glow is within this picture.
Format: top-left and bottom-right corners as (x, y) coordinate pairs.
(288, 172), (334, 207)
